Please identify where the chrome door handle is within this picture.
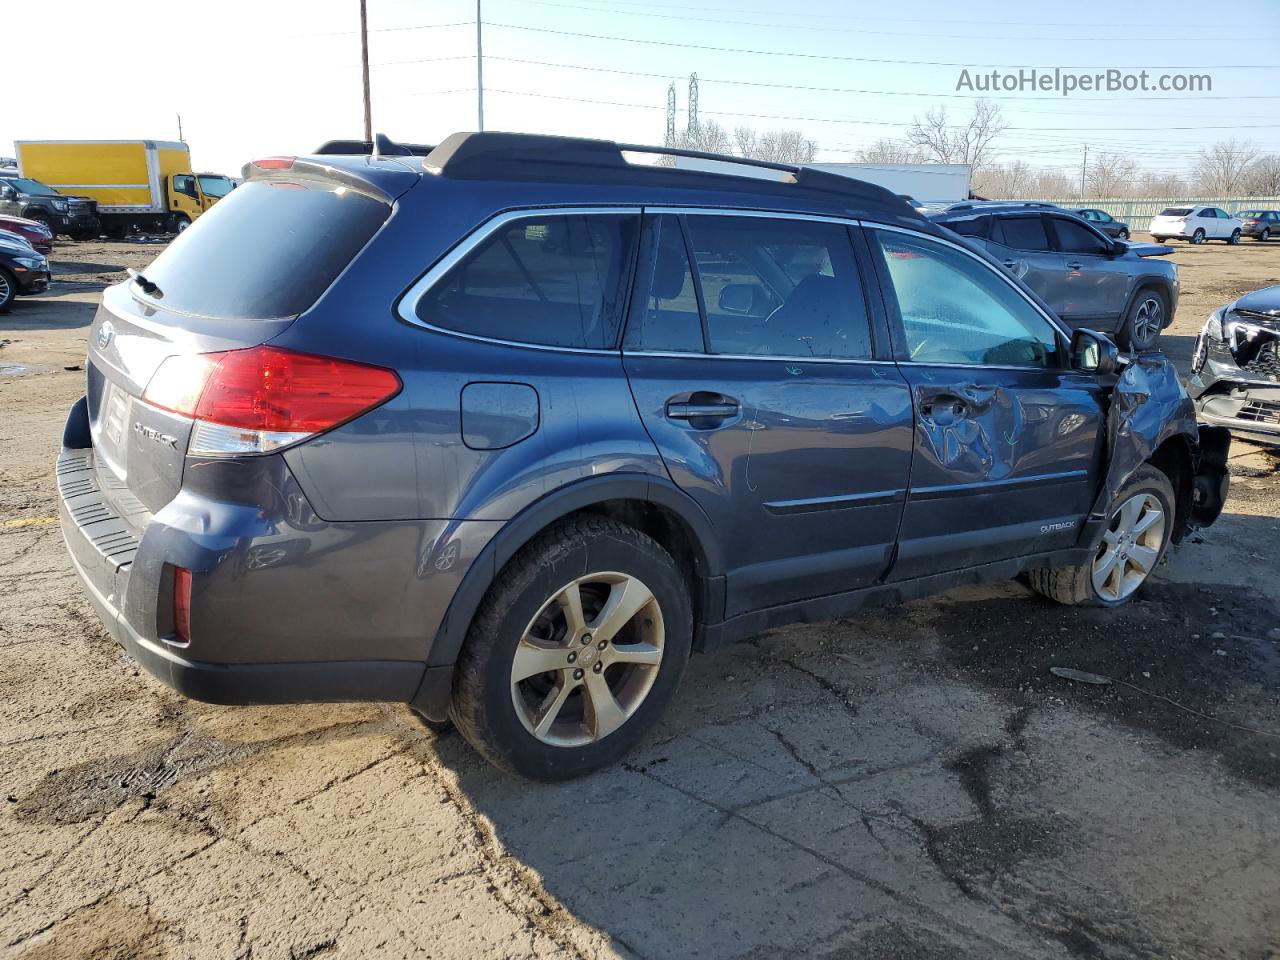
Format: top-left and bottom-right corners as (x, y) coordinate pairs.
(666, 401), (740, 420)
(1066, 261), (1083, 270)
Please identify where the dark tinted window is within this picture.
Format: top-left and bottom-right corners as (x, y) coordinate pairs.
(624, 215), (703, 353)
(1052, 218), (1112, 255)
(139, 178), (390, 320)
(872, 229), (1058, 368)
(947, 216), (990, 238)
(9, 178), (59, 196)
(685, 215), (871, 359)
(419, 213), (640, 349)
(995, 216), (1052, 251)
(1160, 208), (1192, 216)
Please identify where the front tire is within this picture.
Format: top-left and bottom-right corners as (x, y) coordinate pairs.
(1227, 229), (1241, 245)
(450, 515), (692, 781)
(172, 214), (191, 234)
(1028, 465), (1174, 607)
(0, 267), (15, 313)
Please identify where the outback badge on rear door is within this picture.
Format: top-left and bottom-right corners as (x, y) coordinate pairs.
(133, 421), (177, 449)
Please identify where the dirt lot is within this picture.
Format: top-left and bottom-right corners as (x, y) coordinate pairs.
(1, 237), (1278, 959)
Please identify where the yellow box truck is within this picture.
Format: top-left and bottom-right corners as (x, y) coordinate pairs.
(14, 140), (235, 237)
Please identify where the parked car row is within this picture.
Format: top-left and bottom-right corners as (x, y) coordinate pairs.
(1150, 206), (1279, 244)
(0, 226), (49, 312)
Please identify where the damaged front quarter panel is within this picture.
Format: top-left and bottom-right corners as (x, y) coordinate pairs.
(1089, 353), (1229, 546)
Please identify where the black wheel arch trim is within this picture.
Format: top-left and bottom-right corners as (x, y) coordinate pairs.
(411, 472), (725, 719)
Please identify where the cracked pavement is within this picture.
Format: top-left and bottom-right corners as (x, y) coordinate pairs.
(2, 241), (1279, 959)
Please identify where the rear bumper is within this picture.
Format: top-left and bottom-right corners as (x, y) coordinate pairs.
(56, 398), (497, 705)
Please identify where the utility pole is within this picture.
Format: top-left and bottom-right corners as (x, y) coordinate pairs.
(476, 0), (485, 131)
(1080, 144), (1088, 199)
(359, 0), (372, 142)
(176, 113), (184, 142)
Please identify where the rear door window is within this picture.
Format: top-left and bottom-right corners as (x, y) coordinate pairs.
(994, 216), (1052, 251)
(683, 215), (872, 360)
(418, 213), (640, 349)
(623, 215), (704, 353)
(139, 178), (391, 320)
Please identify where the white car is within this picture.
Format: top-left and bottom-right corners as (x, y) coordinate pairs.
(1150, 205), (1243, 245)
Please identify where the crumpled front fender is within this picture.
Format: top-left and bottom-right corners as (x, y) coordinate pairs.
(1088, 353), (1229, 544)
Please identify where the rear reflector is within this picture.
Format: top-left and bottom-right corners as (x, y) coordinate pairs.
(173, 566), (193, 645)
(143, 346), (401, 456)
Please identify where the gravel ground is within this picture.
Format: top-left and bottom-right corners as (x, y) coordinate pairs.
(0, 237), (1277, 959)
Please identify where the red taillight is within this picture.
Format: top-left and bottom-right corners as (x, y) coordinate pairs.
(253, 156), (295, 170)
(144, 346), (401, 455)
(173, 566), (193, 644)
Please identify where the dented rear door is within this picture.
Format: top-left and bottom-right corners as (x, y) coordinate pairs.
(866, 225), (1105, 580)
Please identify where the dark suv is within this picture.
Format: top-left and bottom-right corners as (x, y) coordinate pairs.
(931, 204), (1178, 351)
(0, 177), (100, 239)
(56, 133), (1229, 780)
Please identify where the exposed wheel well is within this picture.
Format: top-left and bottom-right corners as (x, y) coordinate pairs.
(1148, 435), (1194, 543)
(572, 499), (709, 628)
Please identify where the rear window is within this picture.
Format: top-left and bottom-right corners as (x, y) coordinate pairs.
(1237, 210), (1262, 218)
(138, 178), (390, 320)
(1160, 208), (1192, 216)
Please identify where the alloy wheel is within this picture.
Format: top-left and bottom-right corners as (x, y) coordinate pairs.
(1192, 229), (1206, 244)
(0, 272), (11, 306)
(1091, 493), (1166, 602)
(1131, 297), (1163, 349)
(510, 572), (665, 747)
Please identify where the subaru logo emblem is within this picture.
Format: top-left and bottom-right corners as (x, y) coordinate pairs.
(97, 321), (114, 350)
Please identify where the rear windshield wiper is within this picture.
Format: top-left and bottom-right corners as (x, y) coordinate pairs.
(126, 268), (163, 298)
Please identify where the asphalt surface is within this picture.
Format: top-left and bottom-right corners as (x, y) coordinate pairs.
(1, 238), (1277, 959)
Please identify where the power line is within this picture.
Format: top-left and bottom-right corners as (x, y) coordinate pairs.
(480, 54), (1280, 109)
(509, 0), (1280, 45)
(482, 21), (1280, 71)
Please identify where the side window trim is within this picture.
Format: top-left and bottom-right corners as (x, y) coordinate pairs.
(864, 221), (1071, 368)
(674, 214), (712, 353)
(395, 205), (643, 353)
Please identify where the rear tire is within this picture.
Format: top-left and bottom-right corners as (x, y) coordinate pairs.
(1258, 229), (1271, 242)
(450, 515), (692, 781)
(0, 267), (15, 313)
(1117, 287), (1166, 351)
(1152, 236), (1166, 243)
(1191, 228), (1206, 244)
(1027, 465), (1175, 607)
(1117, 228), (1130, 240)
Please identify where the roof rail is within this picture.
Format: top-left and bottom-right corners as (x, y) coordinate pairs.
(420, 132), (915, 214)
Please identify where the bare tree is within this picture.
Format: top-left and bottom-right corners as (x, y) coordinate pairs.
(1246, 154), (1280, 195)
(1085, 151), (1138, 198)
(1192, 139), (1260, 194)
(853, 138), (924, 164)
(906, 99), (1007, 172)
(674, 119), (733, 156)
(975, 160), (1035, 199)
(734, 126), (759, 159)
(1030, 169), (1074, 198)
(1135, 171), (1187, 197)
(752, 129), (818, 164)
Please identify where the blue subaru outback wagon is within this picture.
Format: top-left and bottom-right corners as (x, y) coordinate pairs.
(57, 133), (1230, 779)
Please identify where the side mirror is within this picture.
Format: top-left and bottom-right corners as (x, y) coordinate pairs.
(718, 283), (758, 315)
(1110, 240), (1127, 255)
(1071, 328), (1120, 376)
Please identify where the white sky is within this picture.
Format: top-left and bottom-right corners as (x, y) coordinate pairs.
(5, 0), (1279, 179)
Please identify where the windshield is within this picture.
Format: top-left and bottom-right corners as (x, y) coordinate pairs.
(197, 175), (235, 199)
(9, 178), (61, 197)
(1160, 208), (1192, 216)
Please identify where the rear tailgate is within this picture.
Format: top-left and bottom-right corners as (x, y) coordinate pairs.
(78, 165), (402, 539)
